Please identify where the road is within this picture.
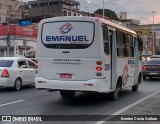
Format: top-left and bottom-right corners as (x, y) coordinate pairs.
(0, 78), (160, 124)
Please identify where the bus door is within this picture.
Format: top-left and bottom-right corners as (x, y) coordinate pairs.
(103, 24), (116, 91)
(134, 37), (139, 85)
(108, 28), (117, 90)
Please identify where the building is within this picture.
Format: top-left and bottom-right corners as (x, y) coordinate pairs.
(118, 12), (140, 28)
(118, 12), (127, 20)
(27, 0), (80, 18)
(120, 19), (140, 28)
(22, 2), (29, 19)
(0, 25), (37, 57)
(80, 11), (93, 17)
(0, 1), (37, 57)
(132, 24), (160, 54)
(0, 0), (22, 23)
(0, 37), (36, 57)
(94, 13), (111, 21)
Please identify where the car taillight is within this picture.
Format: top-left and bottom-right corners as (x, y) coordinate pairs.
(35, 64), (38, 69)
(142, 66), (147, 70)
(35, 59), (38, 64)
(1, 69), (9, 77)
(35, 59), (38, 69)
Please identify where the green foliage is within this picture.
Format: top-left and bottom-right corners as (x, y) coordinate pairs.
(94, 9), (119, 21)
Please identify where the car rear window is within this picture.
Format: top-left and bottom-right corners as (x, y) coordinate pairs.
(0, 60), (14, 67)
(146, 60), (160, 64)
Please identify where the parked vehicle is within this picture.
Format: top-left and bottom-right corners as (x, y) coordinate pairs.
(150, 55), (160, 59)
(0, 57), (35, 90)
(25, 50), (36, 62)
(142, 58), (160, 80)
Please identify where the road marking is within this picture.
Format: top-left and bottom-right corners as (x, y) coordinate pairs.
(0, 100), (25, 107)
(95, 90), (160, 124)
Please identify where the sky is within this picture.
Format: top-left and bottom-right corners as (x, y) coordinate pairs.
(23, 0), (160, 25)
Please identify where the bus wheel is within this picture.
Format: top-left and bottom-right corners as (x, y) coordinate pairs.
(110, 89), (119, 101)
(60, 91), (75, 98)
(132, 84), (139, 92)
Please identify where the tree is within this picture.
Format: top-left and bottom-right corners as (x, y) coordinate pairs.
(94, 9), (119, 21)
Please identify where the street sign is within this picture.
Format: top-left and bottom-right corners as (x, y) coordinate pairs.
(19, 20), (32, 26)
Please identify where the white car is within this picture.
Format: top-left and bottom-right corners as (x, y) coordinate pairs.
(0, 57), (35, 90)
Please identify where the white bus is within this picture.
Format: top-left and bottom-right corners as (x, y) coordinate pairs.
(35, 17), (143, 100)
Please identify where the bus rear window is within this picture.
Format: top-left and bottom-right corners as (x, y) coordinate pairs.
(41, 21), (95, 49)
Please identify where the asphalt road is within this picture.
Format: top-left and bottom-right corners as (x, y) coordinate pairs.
(0, 78), (160, 124)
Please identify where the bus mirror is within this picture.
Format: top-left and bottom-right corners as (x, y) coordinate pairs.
(137, 36), (143, 51)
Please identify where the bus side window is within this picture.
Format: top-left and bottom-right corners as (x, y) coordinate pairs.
(125, 34), (134, 57)
(103, 25), (110, 55)
(116, 30), (125, 57)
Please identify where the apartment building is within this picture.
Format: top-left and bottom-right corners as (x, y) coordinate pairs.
(132, 24), (160, 54)
(0, 0), (22, 23)
(27, 0), (80, 18)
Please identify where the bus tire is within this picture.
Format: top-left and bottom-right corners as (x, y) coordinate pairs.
(110, 89), (119, 101)
(60, 91), (75, 98)
(132, 84), (138, 92)
(138, 73), (142, 84)
(116, 77), (123, 91)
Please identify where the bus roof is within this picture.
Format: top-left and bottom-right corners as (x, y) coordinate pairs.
(40, 16), (137, 35)
(101, 18), (137, 35)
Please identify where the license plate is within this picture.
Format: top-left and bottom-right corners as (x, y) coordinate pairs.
(59, 74), (72, 79)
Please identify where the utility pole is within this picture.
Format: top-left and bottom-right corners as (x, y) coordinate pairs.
(103, 0), (104, 19)
(6, 10), (10, 57)
(151, 11), (156, 55)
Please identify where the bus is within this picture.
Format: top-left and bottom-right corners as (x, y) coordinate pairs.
(35, 17), (143, 100)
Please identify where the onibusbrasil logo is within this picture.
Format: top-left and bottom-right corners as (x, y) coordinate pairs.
(59, 23), (73, 34)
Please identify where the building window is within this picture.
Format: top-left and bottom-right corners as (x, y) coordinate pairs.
(0, 4), (2, 9)
(7, 5), (12, 10)
(39, 3), (47, 7)
(68, 12), (71, 16)
(50, 1), (60, 5)
(0, 4), (12, 10)
(31, 4), (38, 8)
(24, 5), (29, 10)
(63, 10), (67, 16)
(74, 13), (76, 16)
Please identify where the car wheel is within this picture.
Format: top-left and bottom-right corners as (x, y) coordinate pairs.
(14, 78), (22, 91)
(132, 84), (139, 92)
(60, 91), (75, 98)
(143, 75), (146, 80)
(149, 76), (152, 80)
